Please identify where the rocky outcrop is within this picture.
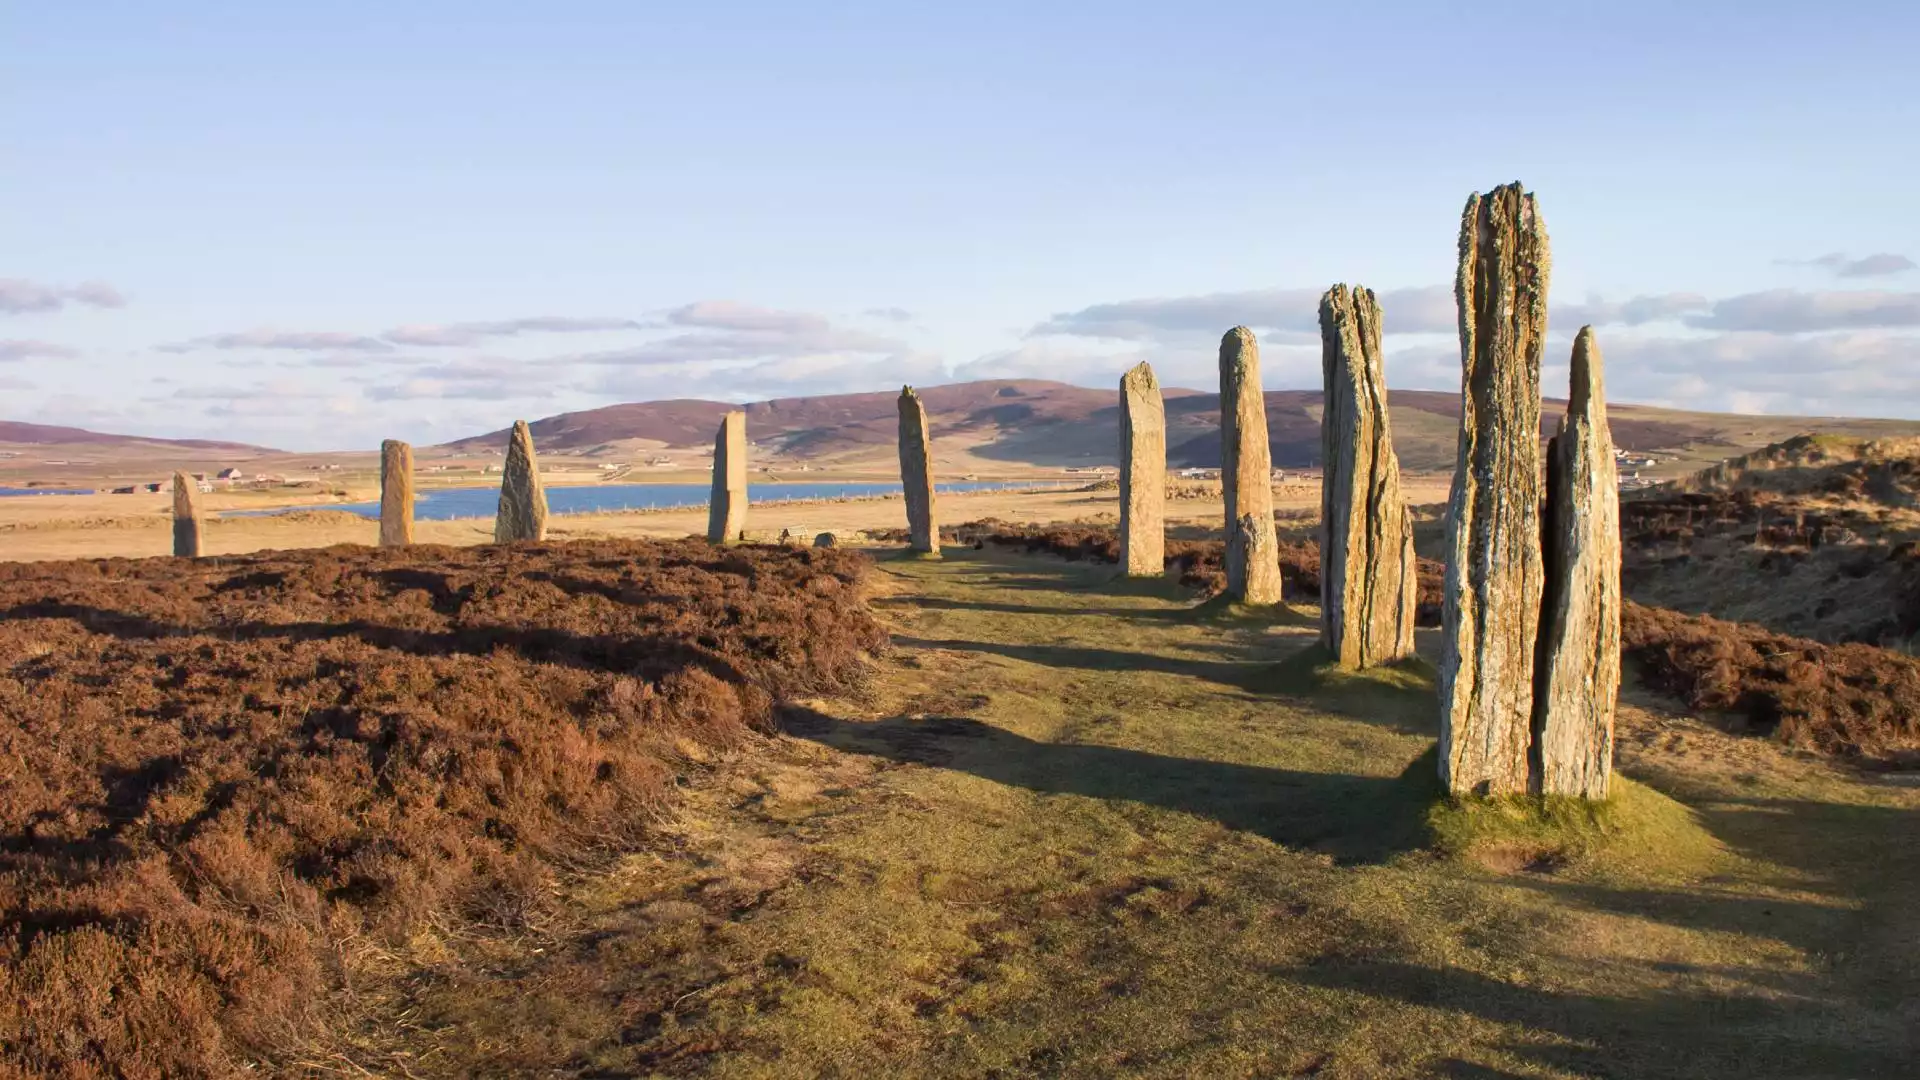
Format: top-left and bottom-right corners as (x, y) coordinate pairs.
(171, 472), (201, 558)
(1118, 361), (1166, 576)
(1319, 285), (1417, 668)
(494, 420), (549, 543)
(1439, 183), (1552, 797)
(1219, 327), (1282, 603)
(897, 387), (940, 556)
(707, 411), (747, 545)
(1533, 328), (1621, 798)
(379, 439), (413, 547)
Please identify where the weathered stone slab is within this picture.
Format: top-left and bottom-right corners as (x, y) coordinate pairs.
(1438, 182), (1552, 796)
(379, 439), (414, 547)
(494, 420), (549, 543)
(1118, 361), (1166, 576)
(897, 387), (940, 555)
(707, 411), (747, 545)
(1533, 328), (1621, 799)
(1319, 285), (1417, 668)
(171, 471), (201, 558)
(1219, 327), (1281, 603)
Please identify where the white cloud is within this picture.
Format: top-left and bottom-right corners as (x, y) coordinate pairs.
(0, 339), (80, 362)
(0, 278), (127, 315)
(383, 316), (646, 347)
(1683, 289), (1920, 333)
(1027, 285), (1455, 342)
(1554, 292), (1711, 327)
(159, 329), (395, 353)
(1782, 253), (1916, 279)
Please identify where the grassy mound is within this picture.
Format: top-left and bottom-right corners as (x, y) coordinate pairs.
(1425, 769), (1723, 879)
(0, 539), (885, 1077)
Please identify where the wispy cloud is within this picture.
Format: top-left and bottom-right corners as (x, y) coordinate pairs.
(0, 339), (81, 362)
(365, 357), (566, 401)
(1781, 252), (1917, 278)
(863, 306), (915, 322)
(1554, 292), (1711, 327)
(1684, 289), (1920, 333)
(1027, 285), (1455, 341)
(567, 302), (907, 367)
(383, 316), (646, 347)
(159, 329), (395, 354)
(664, 300), (833, 334)
(0, 278), (127, 315)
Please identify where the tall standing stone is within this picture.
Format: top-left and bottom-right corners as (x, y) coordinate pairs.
(494, 420), (549, 543)
(1319, 285), (1418, 668)
(379, 439), (414, 547)
(1118, 361), (1166, 576)
(707, 411), (747, 544)
(171, 471), (201, 558)
(1219, 327), (1282, 604)
(1533, 328), (1621, 799)
(897, 386), (940, 555)
(1439, 183), (1552, 796)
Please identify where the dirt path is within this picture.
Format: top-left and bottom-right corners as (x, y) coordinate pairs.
(365, 549), (1920, 1079)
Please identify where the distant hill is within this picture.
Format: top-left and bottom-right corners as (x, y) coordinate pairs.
(0, 421), (272, 454)
(445, 378), (1920, 474)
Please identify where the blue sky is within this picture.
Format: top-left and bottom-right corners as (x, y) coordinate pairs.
(5, 1), (1918, 450)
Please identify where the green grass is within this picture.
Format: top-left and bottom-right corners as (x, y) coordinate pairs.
(357, 547), (1920, 1079)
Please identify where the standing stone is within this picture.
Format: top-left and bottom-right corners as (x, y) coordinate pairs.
(1219, 327), (1282, 604)
(897, 386), (940, 555)
(1118, 361), (1166, 576)
(494, 420), (549, 543)
(1533, 328), (1621, 799)
(707, 411), (747, 544)
(379, 439), (414, 547)
(171, 471), (201, 558)
(1439, 182), (1552, 797)
(1318, 285), (1418, 668)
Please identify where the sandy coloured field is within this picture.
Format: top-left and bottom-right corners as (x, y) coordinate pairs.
(0, 476), (1458, 562)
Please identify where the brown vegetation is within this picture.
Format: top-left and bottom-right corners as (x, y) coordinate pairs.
(1622, 601), (1920, 766)
(1622, 436), (1920, 643)
(0, 539), (883, 1077)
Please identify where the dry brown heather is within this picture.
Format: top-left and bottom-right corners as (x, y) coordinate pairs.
(0, 539), (883, 1076)
(1622, 434), (1920, 645)
(1622, 601), (1920, 766)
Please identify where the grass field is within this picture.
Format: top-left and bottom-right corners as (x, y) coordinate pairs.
(346, 548), (1920, 1078)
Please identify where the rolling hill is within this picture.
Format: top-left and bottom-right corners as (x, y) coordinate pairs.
(0, 421), (272, 455)
(444, 379), (1920, 475)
